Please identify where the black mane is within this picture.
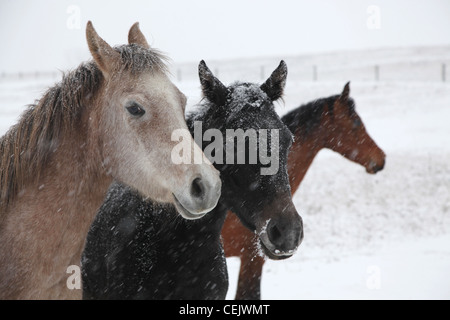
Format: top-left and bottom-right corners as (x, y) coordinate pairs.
(282, 95), (355, 136)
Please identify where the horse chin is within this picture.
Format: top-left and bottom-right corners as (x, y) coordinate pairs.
(366, 165), (383, 174)
(258, 239), (295, 261)
(173, 194), (207, 220)
(365, 166), (377, 174)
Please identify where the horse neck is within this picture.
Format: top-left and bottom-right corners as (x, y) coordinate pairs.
(45, 111), (112, 216)
(202, 200), (228, 230)
(30, 104), (112, 243)
(286, 109), (330, 195)
(0, 102), (112, 299)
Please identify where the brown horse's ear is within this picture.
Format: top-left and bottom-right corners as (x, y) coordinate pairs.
(339, 81), (351, 103)
(260, 60), (288, 101)
(128, 22), (150, 49)
(86, 21), (120, 76)
(198, 60), (228, 106)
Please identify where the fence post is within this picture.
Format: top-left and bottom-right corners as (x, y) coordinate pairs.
(313, 65), (317, 81)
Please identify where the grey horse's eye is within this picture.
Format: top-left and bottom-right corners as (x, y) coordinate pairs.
(125, 101), (146, 117)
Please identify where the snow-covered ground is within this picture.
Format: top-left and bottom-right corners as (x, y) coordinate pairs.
(0, 46), (449, 300)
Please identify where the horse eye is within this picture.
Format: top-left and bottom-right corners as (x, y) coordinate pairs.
(126, 102), (145, 117)
(353, 118), (362, 129)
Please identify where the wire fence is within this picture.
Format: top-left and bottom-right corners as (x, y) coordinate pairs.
(1, 62), (448, 84)
(172, 61), (450, 84)
(0, 71), (61, 81)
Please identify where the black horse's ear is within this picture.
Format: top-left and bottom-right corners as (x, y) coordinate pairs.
(339, 81), (351, 103)
(198, 60), (228, 106)
(260, 60), (288, 101)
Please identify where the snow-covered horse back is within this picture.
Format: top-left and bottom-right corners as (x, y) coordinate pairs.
(81, 60), (303, 299)
(0, 22), (220, 299)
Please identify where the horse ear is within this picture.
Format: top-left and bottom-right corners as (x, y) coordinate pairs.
(198, 60), (228, 106)
(86, 21), (120, 76)
(128, 22), (150, 49)
(339, 81), (351, 103)
(260, 60), (288, 101)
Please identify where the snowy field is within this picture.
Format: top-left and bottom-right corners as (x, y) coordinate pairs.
(0, 46), (449, 300)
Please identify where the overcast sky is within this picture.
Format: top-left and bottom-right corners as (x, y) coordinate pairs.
(0, 0), (449, 72)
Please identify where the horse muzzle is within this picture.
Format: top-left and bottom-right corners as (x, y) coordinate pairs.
(257, 201), (303, 260)
(366, 158), (386, 174)
(173, 173), (222, 220)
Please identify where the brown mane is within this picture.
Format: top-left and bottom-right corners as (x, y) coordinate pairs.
(0, 45), (168, 212)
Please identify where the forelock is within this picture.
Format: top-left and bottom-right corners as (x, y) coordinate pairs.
(114, 44), (169, 75)
(227, 82), (270, 109)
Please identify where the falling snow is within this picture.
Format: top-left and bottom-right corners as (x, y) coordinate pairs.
(1, 46), (449, 299)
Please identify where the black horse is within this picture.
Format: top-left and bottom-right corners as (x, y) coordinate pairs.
(81, 60), (303, 300)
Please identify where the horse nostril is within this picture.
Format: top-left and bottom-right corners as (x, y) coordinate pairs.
(190, 177), (205, 199)
(379, 158), (386, 171)
(373, 159), (385, 173)
(268, 223), (282, 246)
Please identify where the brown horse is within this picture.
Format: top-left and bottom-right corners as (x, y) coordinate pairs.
(222, 82), (386, 300)
(0, 22), (221, 299)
